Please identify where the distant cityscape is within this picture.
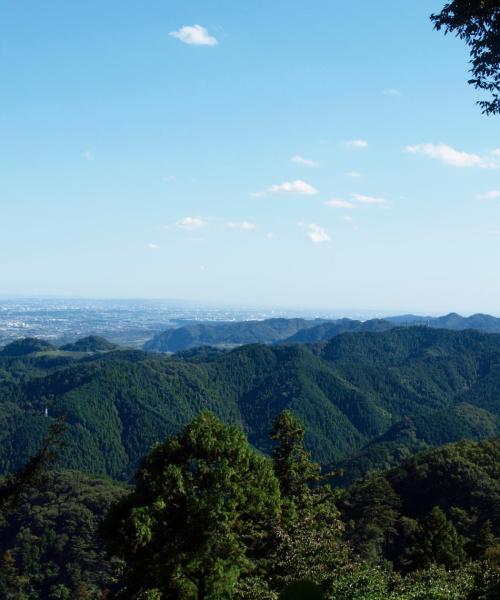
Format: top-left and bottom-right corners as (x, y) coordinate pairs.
(0, 297), (385, 348)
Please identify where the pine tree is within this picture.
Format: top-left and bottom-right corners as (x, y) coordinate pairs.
(409, 506), (466, 570)
(103, 412), (281, 599)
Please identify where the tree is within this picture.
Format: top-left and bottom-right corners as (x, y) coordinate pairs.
(266, 412), (347, 595)
(0, 551), (28, 600)
(0, 416), (66, 511)
(342, 476), (401, 563)
(103, 412), (281, 600)
(409, 506), (466, 570)
(431, 1), (500, 114)
(270, 410), (321, 508)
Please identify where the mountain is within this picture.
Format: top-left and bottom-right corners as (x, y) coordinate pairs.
(282, 318), (394, 343)
(143, 313), (500, 353)
(1, 328), (500, 483)
(0, 470), (124, 598)
(0, 337), (56, 357)
(342, 438), (500, 569)
(143, 317), (325, 352)
(60, 335), (118, 352)
(387, 312), (500, 332)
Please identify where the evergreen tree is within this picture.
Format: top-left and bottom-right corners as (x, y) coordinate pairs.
(409, 506), (466, 570)
(265, 412), (347, 595)
(342, 476), (401, 563)
(103, 412), (281, 600)
(0, 551), (28, 600)
(270, 411), (320, 507)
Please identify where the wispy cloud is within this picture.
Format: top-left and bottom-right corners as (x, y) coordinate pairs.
(269, 180), (319, 195)
(291, 155), (319, 167)
(163, 175), (175, 182)
(476, 190), (500, 200)
(325, 199), (355, 209)
(404, 143), (500, 169)
(351, 193), (387, 205)
(147, 243), (160, 250)
(82, 150), (93, 161)
(306, 223), (331, 243)
(223, 221), (256, 230)
(345, 171), (363, 178)
(345, 139), (368, 148)
(175, 216), (208, 231)
(170, 25), (218, 46)
(383, 88), (401, 96)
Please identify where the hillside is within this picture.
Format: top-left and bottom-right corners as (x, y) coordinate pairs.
(282, 318), (394, 343)
(342, 438), (500, 570)
(387, 312), (500, 333)
(143, 317), (325, 352)
(0, 337), (56, 357)
(60, 335), (118, 352)
(0, 328), (499, 482)
(143, 312), (500, 352)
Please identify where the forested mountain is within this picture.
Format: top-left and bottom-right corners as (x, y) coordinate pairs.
(143, 317), (326, 352)
(0, 470), (125, 599)
(142, 312), (500, 352)
(1, 327), (499, 483)
(282, 318), (394, 343)
(60, 335), (118, 352)
(387, 312), (500, 333)
(0, 338), (57, 357)
(342, 438), (500, 571)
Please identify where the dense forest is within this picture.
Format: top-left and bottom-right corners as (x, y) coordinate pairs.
(0, 413), (498, 599)
(143, 313), (500, 352)
(0, 327), (499, 483)
(1, 327), (500, 598)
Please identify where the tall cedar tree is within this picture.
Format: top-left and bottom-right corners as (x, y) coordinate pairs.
(102, 412), (281, 600)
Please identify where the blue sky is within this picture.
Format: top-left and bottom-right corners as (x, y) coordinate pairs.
(1, 0), (500, 314)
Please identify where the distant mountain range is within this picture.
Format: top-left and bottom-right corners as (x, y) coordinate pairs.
(1, 327), (499, 485)
(143, 312), (500, 352)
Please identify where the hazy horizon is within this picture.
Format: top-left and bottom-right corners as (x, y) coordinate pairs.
(2, 1), (500, 313)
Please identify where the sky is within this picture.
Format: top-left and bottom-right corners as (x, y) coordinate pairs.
(1, 0), (500, 314)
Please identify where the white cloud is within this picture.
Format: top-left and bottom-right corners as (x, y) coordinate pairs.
(170, 24), (218, 46)
(343, 216), (353, 221)
(383, 88), (401, 96)
(351, 193), (387, 205)
(404, 143), (500, 169)
(345, 139), (368, 148)
(163, 175), (175, 182)
(325, 198), (355, 209)
(82, 150), (93, 161)
(345, 171), (363, 178)
(291, 155), (319, 167)
(223, 221), (256, 230)
(176, 216), (208, 231)
(269, 180), (318, 195)
(476, 190), (500, 200)
(250, 191), (267, 198)
(306, 223), (331, 243)
(265, 232), (275, 240)
(147, 243), (160, 250)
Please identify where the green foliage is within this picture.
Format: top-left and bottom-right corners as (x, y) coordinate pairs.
(0, 470), (125, 599)
(342, 439), (500, 573)
(431, 1), (500, 115)
(2, 327), (500, 485)
(103, 413), (281, 599)
(279, 581), (324, 600)
(408, 507), (466, 570)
